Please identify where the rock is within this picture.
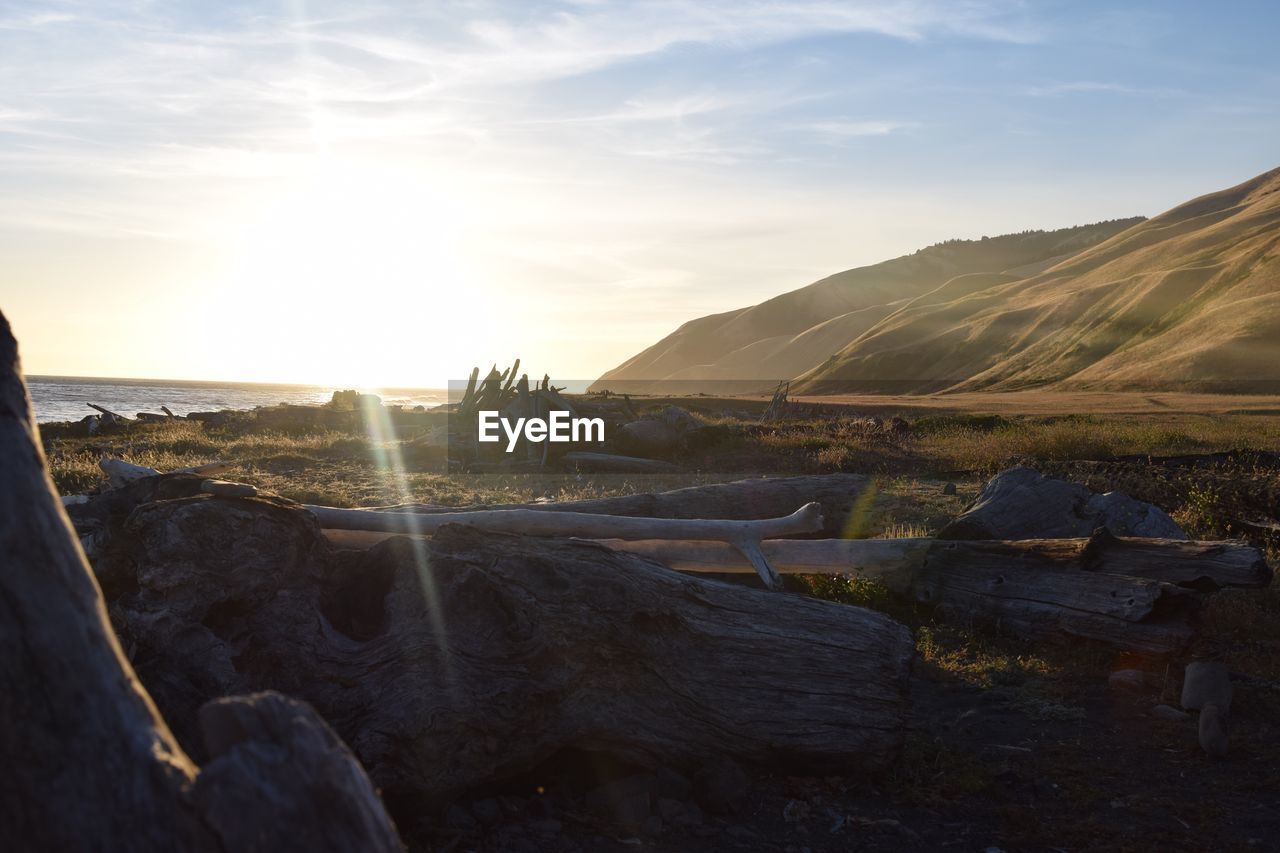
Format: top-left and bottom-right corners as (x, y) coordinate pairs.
(942, 482), (957, 496)
(1108, 669), (1149, 691)
(939, 466), (1186, 540)
(1182, 662), (1232, 712)
(656, 405), (700, 433)
(641, 816), (663, 836)
(616, 420), (682, 457)
(1199, 703), (1229, 758)
(1152, 704), (1191, 721)
(586, 775), (652, 831)
(693, 759), (748, 815)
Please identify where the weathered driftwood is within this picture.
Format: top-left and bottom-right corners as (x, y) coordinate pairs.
(100, 458), (233, 489)
(321, 532), (1265, 653)
(98, 496), (915, 805)
(306, 502), (825, 588)
(588, 533), (1270, 589)
(0, 312), (402, 851)
(371, 473), (871, 538)
(306, 502), (821, 540)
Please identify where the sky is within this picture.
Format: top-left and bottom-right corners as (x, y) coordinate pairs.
(1, 0), (1277, 387)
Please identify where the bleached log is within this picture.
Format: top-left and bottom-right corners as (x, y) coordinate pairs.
(100, 459), (233, 490)
(307, 502), (823, 588)
(101, 457), (162, 487)
(88, 402), (131, 421)
(375, 473), (870, 538)
(307, 502), (817, 540)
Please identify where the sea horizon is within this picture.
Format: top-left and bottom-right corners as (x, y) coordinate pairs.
(27, 374), (449, 423)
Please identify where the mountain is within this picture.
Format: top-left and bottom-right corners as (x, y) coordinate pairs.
(792, 167), (1280, 393)
(590, 219), (1144, 394)
(593, 166), (1280, 395)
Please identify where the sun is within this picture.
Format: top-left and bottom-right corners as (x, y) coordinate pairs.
(208, 161), (500, 388)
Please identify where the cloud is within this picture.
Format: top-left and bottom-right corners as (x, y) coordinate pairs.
(799, 119), (914, 142)
(1022, 80), (1188, 97)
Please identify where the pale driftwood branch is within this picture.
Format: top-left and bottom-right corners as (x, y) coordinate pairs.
(99, 458), (234, 489)
(306, 503), (824, 589)
(368, 473), (871, 538)
(88, 402), (130, 420)
(306, 502), (820, 541)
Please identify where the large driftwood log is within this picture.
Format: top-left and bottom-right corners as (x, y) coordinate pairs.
(368, 473), (871, 538)
(97, 495), (915, 805)
(0, 312), (401, 851)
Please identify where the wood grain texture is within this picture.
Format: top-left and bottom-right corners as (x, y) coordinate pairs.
(103, 496), (916, 803)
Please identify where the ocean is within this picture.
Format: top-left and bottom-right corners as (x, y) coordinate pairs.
(26, 376), (448, 423)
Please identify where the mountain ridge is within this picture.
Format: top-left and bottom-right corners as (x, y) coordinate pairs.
(593, 167), (1280, 395)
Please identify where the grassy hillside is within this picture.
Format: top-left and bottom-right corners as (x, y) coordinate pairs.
(793, 167), (1280, 393)
(590, 219), (1143, 393)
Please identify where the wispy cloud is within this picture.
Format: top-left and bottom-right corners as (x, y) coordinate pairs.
(1023, 80), (1188, 98)
(799, 119), (914, 143)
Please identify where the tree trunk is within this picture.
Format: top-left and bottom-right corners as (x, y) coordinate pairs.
(0, 312), (401, 851)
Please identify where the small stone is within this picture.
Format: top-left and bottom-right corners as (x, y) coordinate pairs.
(694, 759), (749, 815)
(642, 816), (663, 836)
(1152, 704), (1191, 722)
(1199, 703), (1229, 758)
(943, 482), (957, 496)
(1182, 661), (1232, 712)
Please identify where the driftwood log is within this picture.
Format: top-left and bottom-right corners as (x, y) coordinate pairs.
(87, 492), (916, 808)
(368, 473), (872, 538)
(305, 501), (825, 588)
(0, 312), (402, 851)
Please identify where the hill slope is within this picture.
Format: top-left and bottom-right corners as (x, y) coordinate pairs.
(793, 167), (1280, 393)
(590, 220), (1143, 394)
